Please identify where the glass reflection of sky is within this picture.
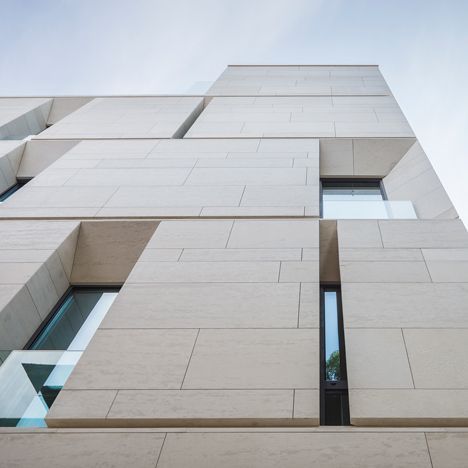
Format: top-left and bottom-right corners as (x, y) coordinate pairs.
(324, 291), (339, 360)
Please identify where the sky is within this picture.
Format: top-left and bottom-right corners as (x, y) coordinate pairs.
(0, 0), (466, 225)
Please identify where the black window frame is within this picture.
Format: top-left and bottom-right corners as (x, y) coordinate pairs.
(24, 285), (121, 350)
(0, 178), (31, 202)
(320, 284), (350, 425)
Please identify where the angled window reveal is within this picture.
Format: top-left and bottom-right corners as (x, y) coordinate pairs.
(0, 287), (119, 427)
(320, 285), (350, 426)
(320, 178), (416, 219)
(0, 178), (31, 203)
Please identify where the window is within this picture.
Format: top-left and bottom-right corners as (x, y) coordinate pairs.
(0, 287), (119, 427)
(321, 179), (387, 219)
(320, 285), (350, 425)
(0, 178), (31, 202)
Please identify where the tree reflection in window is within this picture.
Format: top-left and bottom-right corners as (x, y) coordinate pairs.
(325, 349), (341, 381)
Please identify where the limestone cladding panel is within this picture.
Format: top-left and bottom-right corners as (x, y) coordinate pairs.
(207, 66), (390, 96)
(5, 428), (468, 467)
(383, 142), (457, 219)
(0, 220), (80, 349)
(157, 431), (432, 468)
(0, 98), (52, 139)
(47, 219), (320, 427)
(319, 137), (415, 177)
(337, 219), (468, 426)
(186, 95), (414, 138)
(36, 97), (204, 139)
(207, 65), (390, 96)
(0, 138), (320, 218)
(0, 141), (25, 194)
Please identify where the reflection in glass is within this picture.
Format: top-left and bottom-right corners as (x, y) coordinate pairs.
(321, 180), (417, 219)
(322, 182), (383, 202)
(324, 291), (341, 381)
(0, 288), (118, 427)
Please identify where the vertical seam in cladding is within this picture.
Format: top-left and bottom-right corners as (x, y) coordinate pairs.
(180, 329), (200, 390)
(292, 389), (296, 418)
(224, 220), (235, 248)
(297, 283), (302, 328)
(104, 390), (120, 419)
(424, 433), (434, 468)
(154, 433), (168, 468)
(238, 185), (246, 207)
(401, 328), (416, 389)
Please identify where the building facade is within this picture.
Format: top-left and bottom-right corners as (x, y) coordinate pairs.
(0, 65), (467, 467)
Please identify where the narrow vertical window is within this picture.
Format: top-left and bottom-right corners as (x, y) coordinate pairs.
(320, 285), (350, 425)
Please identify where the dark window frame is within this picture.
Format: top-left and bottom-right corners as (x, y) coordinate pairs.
(24, 285), (121, 350)
(0, 178), (31, 202)
(320, 284), (350, 425)
(319, 178), (387, 218)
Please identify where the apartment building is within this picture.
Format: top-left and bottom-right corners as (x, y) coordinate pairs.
(0, 65), (467, 467)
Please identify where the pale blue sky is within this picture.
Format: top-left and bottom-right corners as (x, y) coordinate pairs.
(0, 0), (466, 224)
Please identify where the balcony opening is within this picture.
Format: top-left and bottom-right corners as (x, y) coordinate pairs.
(320, 285), (350, 425)
(320, 178), (416, 219)
(0, 286), (119, 427)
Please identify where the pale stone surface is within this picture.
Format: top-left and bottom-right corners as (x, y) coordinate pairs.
(228, 219), (318, 248)
(147, 220), (232, 248)
(279, 261), (319, 282)
(46, 96), (93, 124)
(0, 97), (52, 139)
(293, 389), (319, 420)
(70, 220), (158, 284)
(0, 221), (78, 348)
(0, 284), (42, 349)
(0, 65), (466, 462)
(180, 248), (302, 262)
(379, 219), (468, 248)
(427, 433), (468, 468)
(337, 220), (383, 248)
(17, 140), (79, 178)
(384, 142), (457, 219)
(37, 97), (203, 139)
(47, 389), (117, 420)
(340, 248), (423, 261)
(340, 260), (431, 282)
(404, 329), (468, 389)
(0, 138), (320, 219)
(350, 389), (468, 425)
(127, 261), (280, 283)
(187, 94), (413, 138)
(0, 432), (164, 468)
(158, 432), (431, 468)
(299, 283), (320, 328)
(107, 389), (294, 420)
(102, 283), (300, 328)
(183, 329), (318, 389)
(0, 141), (24, 194)
(346, 328), (413, 389)
(65, 329), (198, 389)
(342, 283), (468, 328)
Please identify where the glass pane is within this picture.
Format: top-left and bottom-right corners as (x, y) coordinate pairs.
(0, 184), (21, 202)
(0, 350), (81, 427)
(322, 200), (417, 219)
(324, 291), (341, 381)
(30, 290), (118, 351)
(0, 288), (119, 427)
(322, 185), (383, 201)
